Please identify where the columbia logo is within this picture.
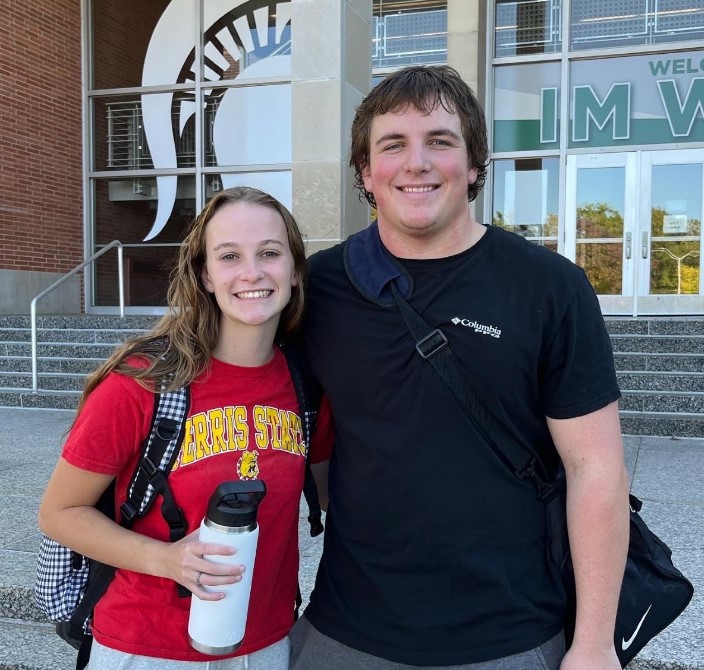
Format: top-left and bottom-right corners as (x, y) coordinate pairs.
(451, 318), (501, 338)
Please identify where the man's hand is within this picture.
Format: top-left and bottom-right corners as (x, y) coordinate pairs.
(560, 642), (621, 670)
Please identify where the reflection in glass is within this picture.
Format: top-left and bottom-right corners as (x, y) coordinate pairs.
(94, 176), (196, 245)
(651, 243), (700, 295)
(492, 158), (559, 246)
(93, 175), (195, 307)
(650, 163), (702, 295)
(95, 246), (179, 308)
(91, 0), (172, 89)
(575, 167), (625, 294)
(576, 243), (624, 294)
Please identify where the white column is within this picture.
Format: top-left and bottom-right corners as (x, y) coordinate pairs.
(291, 0), (372, 255)
(447, 0), (487, 222)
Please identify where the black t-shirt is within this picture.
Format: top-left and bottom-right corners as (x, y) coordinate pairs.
(303, 224), (621, 665)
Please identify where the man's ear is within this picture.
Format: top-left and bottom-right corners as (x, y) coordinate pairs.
(361, 163), (373, 193)
(201, 266), (214, 293)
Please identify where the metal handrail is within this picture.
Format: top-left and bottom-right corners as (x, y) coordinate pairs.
(31, 240), (125, 393)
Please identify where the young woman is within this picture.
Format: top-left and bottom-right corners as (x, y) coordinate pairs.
(38, 186), (325, 669)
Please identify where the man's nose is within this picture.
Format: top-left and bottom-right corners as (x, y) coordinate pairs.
(405, 144), (431, 173)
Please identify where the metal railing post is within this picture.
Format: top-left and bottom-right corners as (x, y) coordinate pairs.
(117, 244), (125, 317)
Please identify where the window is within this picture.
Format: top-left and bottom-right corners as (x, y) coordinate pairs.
(495, 0), (562, 57)
(570, 0), (704, 51)
(88, 0), (292, 308)
(373, 0), (447, 69)
(492, 158), (560, 251)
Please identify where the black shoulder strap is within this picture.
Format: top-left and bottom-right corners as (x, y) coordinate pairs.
(69, 382), (191, 669)
(121, 382), (191, 539)
(390, 282), (554, 499)
(279, 341), (324, 537)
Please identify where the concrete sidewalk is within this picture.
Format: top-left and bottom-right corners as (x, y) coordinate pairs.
(0, 407), (701, 669)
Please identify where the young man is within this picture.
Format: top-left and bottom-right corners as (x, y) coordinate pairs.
(292, 65), (629, 670)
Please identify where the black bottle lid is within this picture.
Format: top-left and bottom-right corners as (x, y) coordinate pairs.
(206, 480), (267, 528)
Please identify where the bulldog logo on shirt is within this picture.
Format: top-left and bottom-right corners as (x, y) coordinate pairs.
(237, 451), (260, 480)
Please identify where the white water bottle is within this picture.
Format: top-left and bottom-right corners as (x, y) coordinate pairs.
(188, 480), (267, 655)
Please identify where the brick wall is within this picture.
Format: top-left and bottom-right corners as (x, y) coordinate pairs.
(0, 0), (83, 274)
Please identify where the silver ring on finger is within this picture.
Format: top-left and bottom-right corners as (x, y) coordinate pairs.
(195, 570), (203, 587)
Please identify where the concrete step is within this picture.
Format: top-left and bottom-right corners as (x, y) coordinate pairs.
(0, 619), (75, 670)
(605, 317), (704, 337)
(611, 335), (704, 355)
(0, 327), (146, 345)
(0, 390), (79, 410)
(620, 410), (704, 437)
(0, 372), (86, 392)
(614, 353), (704, 373)
(0, 357), (103, 375)
(617, 371), (704, 392)
(0, 315), (158, 331)
(1, 342), (119, 359)
(620, 390), (704, 414)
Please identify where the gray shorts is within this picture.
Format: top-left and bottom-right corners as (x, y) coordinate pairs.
(289, 615), (565, 670)
(86, 636), (290, 670)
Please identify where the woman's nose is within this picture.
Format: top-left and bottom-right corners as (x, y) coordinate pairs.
(238, 257), (265, 281)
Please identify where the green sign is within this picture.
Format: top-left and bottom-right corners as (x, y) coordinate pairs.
(493, 51), (704, 152)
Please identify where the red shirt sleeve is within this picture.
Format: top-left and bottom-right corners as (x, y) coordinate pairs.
(309, 393), (333, 464)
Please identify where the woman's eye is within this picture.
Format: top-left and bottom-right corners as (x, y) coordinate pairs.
(262, 250), (281, 258)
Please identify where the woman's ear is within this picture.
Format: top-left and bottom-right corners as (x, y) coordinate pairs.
(201, 266), (214, 293)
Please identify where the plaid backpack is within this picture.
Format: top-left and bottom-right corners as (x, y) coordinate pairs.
(35, 343), (322, 669)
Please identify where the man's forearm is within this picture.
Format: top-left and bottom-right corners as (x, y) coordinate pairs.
(566, 463), (629, 650)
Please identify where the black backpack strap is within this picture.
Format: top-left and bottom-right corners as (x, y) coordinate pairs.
(121, 383), (190, 529)
(279, 341), (324, 537)
(66, 381), (192, 661)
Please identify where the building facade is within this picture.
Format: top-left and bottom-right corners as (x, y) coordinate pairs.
(1, 0), (702, 317)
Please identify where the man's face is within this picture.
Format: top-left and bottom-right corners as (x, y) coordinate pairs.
(361, 104), (477, 250)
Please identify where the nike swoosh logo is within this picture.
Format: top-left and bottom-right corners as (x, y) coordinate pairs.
(621, 604), (653, 651)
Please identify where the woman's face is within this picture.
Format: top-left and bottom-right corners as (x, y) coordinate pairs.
(201, 201), (297, 336)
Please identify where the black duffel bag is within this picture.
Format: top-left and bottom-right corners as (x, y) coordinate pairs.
(548, 483), (694, 667)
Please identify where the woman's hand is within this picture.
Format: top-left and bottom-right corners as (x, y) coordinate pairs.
(160, 530), (246, 601)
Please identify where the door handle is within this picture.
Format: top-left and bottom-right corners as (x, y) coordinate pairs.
(625, 232), (632, 259)
(642, 231), (649, 259)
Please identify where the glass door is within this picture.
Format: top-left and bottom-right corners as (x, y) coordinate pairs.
(565, 153), (638, 314)
(638, 150), (703, 314)
(566, 151), (704, 315)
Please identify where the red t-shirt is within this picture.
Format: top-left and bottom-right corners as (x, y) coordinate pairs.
(62, 349), (314, 661)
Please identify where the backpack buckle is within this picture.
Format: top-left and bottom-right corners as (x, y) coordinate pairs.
(517, 459), (553, 500)
(140, 456), (160, 480)
(416, 329), (448, 359)
(120, 500), (138, 522)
